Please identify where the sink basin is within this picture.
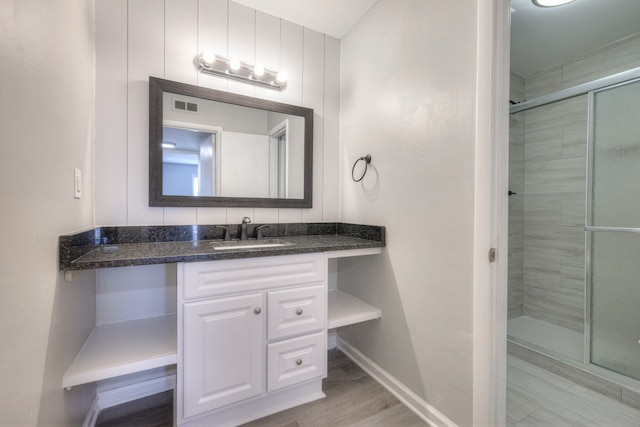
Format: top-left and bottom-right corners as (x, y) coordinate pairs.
(210, 239), (295, 251)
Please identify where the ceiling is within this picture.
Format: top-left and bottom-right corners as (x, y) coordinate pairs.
(510, 0), (640, 77)
(232, 0), (640, 78)
(231, 0), (379, 39)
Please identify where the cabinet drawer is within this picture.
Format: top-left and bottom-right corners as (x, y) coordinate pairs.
(182, 254), (326, 300)
(267, 332), (326, 392)
(267, 284), (326, 340)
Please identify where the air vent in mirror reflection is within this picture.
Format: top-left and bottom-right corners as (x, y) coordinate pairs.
(173, 99), (198, 113)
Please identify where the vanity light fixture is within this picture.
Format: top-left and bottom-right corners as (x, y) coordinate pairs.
(193, 51), (288, 91)
(162, 142), (176, 149)
(532, 0), (576, 7)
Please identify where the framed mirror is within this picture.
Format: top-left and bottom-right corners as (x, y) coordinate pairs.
(149, 77), (313, 208)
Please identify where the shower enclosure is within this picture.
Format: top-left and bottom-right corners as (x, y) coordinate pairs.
(507, 69), (640, 390)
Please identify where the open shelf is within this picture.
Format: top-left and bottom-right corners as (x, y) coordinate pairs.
(327, 290), (381, 329)
(63, 314), (177, 389)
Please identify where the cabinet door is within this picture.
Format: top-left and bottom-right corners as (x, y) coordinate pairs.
(183, 293), (264, 419)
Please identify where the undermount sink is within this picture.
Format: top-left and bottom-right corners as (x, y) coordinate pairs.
(210, 239), (295, 251)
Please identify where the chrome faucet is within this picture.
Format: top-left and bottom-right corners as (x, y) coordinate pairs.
(255, 224), (269, 240)
(240, 216), (251, 240)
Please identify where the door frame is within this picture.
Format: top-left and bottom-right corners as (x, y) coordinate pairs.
(474, 0), (511, 425)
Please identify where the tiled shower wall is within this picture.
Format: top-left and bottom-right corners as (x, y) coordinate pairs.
(519, 95), (587, 332)
(508, 32), (640, 331)
(508, 73), (525, 320)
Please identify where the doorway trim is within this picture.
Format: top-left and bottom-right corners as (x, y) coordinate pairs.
(473, 0), (510, 425)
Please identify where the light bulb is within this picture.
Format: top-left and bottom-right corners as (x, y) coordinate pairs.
(253, 64), (265, 78)
(229, 58), (241, 72)
(202, 51), (216, 64)
(276, 71), (288, 83)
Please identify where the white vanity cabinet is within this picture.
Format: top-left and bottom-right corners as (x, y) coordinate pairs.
(61, 236), (383, 426)
(177, 253), (328, 426)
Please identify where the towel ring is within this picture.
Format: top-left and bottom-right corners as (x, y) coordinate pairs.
(352, 154), (372, 182)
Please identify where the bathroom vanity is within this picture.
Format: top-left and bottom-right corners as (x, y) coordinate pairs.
(59, 223), (384, 426)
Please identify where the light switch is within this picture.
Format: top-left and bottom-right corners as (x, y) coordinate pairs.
(74, 167), (82, 199)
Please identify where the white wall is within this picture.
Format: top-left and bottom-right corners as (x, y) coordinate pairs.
(220, 132), (270, 197)
(0, 0), (97, 425)
(95, 0), (340, 227)
(337, 0), (487, 425)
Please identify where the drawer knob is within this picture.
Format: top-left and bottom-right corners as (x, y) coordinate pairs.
(296, 308), (303, 316)
(296, 359), (303, 366)
(254, 307), (261, 315)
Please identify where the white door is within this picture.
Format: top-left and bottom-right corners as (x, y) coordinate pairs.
(183, 293), (264, 419)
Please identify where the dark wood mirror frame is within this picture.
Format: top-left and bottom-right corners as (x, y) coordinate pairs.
(149, 77), (313, 208)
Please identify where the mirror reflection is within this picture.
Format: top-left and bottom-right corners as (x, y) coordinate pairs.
(149, 77), (313, 208)
(162, 93), (305, 199)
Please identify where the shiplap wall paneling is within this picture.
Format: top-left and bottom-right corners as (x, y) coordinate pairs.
(253, 11), (284, 224)
(196, 205), (230, 226)
(323, 36), (340, 221)
(164, 0), (199, 225)
(165, 0), (198, 85)
(227, 207), (256, 226)
(253, 208), (281, 225)
(95, 0), (341, 227)
(194, 0), (228, 239)
(278, 20), (304, 223)
(278, 21), (304, 109)
(227, 2), (256, 97)
(301, 28), (325, 223)
(197, 0), (229, 91)
(254, 12), (282, 104)
(127, 0), (165, 225)
(95, 0), (128, 226)
(204, 3), (256, 225)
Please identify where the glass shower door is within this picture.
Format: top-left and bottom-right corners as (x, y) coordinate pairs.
(589, 78), (640, 380)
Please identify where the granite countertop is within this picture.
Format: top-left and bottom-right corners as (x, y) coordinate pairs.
(59, 223), (385, 271)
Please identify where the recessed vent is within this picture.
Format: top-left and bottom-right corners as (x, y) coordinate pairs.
(173, 98), (198, 113)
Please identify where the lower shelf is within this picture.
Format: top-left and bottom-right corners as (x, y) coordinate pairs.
(63, 314), (177, 389)
(63, 291), (378, 389)
(327, 290), (381, 329)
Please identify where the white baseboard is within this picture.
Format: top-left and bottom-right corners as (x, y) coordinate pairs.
(327, 330), (337, 349)
(97, 374), (176, 409)
(82, 397), (100, 427)
(84, 374), (176, 427)
(337, 337), (457, 427)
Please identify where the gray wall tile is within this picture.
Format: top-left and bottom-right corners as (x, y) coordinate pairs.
(526, 65), (563, 99)
(564, 33), (640, 88)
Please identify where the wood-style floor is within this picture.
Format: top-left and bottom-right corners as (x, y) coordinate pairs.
(95, 349), (426, 427)
(96, 351), (640, 426)
(240, 349), (426, 427)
